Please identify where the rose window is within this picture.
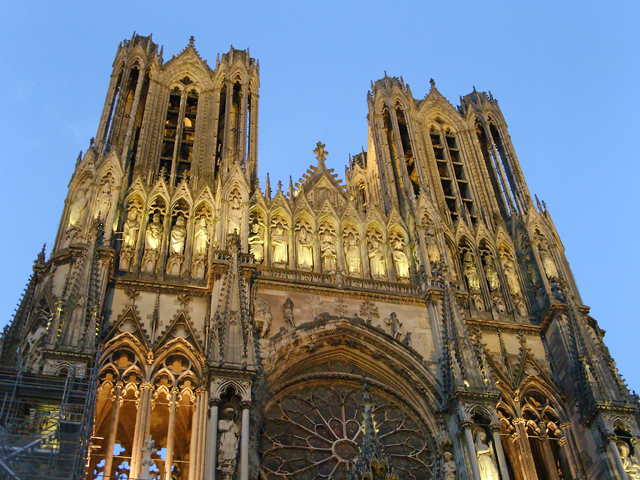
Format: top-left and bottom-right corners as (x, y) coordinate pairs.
(261, 383), (434, 480)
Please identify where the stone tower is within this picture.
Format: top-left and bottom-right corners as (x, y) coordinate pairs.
(1, 33), (639, 480)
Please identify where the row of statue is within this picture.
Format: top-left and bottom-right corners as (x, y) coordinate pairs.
(119, 207), (211, 278)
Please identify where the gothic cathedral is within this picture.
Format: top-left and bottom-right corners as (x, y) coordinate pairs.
(1, 34), (639, 480)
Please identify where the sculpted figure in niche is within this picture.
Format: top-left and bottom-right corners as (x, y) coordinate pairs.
(526, 251), (542, 286)
(538, 239), (559, 279)
(475, 431), (500, 480)
(384, 312), (402, 340)
(425, 223), (441, 264)
(218, 407), (240, 473)
(321, 231), (337, 273)
(193, 217), (210, 256)
(123, 208), (140, 249)
(442, 451), (457, 480)
(68, 185), (89, 227)
(618, 443), (640, 479)
(145, 214), (163, 251)
(169, 215), (187, 256)
(271, 224), (288, 265)
(296, 226), (314, 270)
(502, 257), (521, 295)
(368, 237), (386, 280)
(392, 239), (410, 281)
(344, 233), (361, 276)
(228, 195), (243, 236)
(283, 298), (295, 328)
(248, 222), (264, 263)
(463, 251), (481, 290)
(483, 255), (500, 291)
(95, 181), (112, 219)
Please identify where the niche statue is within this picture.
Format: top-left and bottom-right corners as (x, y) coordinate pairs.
(218, 407), (240, 477)
(475, 430), (500, 480)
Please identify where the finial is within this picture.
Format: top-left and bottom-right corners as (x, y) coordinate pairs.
(313, 141), (328, 169)
(76, 151), (82, 167)
(289, 176), (294, 198)
(265, 173), (272, 200)
(430, 78), (436, 89)
(189, 36), (195, 47)
(277, 180), (283, 192)
(36, 244), (46, 264)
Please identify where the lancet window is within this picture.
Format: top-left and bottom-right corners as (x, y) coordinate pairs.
(429, 125), (476, 223)
(159, 77), (199, 186)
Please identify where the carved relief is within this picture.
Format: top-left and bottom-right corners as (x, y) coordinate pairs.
(254, 299), (273, 338)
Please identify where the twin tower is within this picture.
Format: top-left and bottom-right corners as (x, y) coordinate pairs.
(1, 33), (638, 480)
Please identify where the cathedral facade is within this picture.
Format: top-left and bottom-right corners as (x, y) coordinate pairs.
(1, 33), (639, 480)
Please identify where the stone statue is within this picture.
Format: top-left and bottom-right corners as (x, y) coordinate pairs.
(619, 443), (640, 480)
(95, 182), (112, 219)
(344, 233), (361, 276)
(296, 226), (314, 270)
(368, 238), (386, 280)
(538, 240), (559, 279)
(193, 218), (209, 256)
(320, 231), (337, 273)
(228, 196), (243, 236)
(68, 186), (88, 227)
(463, 252), (481, 290)
(402, 332), (412, 347)
(526, 251), (542, 286)
(392, 240), (410, 281)
(145, 214), (163, 251)
(384, 312), (402, 340)
(271, 224), (288, 265)
(169, 215), (187, 256)
(475, 430), (500, 480)
(425, 223), (441, 265)
(123, 209), (140, 249)
(483, 255), (500, 291)
(218, 407), (240, 473)
(442, 451), (457, 480)
(254, 298), (273, 338)
(283, 298), (295, 328)
(248, 222), (264, 263)
(502, 258), (521, 295)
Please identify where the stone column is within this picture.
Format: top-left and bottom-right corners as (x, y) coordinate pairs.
(512, 417), (539, 480)
(490, 424), (511, 480)
(608, 436), (630, 480)
(539, 424), (561, 480)
(102, 381), (123, 479)
(130, 381), (153, 476)
(204, 399), (220, 480)
(196, 390), (209, 480)
(462, 422), (481, 480)
(122, 66), (148, 161)
(164, 387), (179, 480)
(188, 392), (201, 480)
(240, 401), (251, 480)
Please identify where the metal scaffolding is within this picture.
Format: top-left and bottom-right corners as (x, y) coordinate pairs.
(0, 358), (98, 480)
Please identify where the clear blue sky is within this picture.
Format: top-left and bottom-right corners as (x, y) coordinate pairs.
(1, 2), (638, 390)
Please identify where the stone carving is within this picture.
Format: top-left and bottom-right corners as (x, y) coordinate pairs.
(120, 208), (140, 272)
(192, 217), (209, 279)
(392, 239), (410, 281)
(619, 443), (640, 479)
(425, 223), (441, 265)
(139, 435), (158, 480)
(483, 255), (500, 291)
(218, 407), (240, 476)
(68, 184), (89, 227)
(167, 215), (187, 276)
(296, 225), (314, 270)
(320, 231), (337, 273)
(472, 292), (485, 312)
(95, 180), (112, 219)
(254, 299), (273, 338)
(227, 195), (243, 236)
(442, 451), (457, 480)
(142, 213), (163, 274)
(248, 221), (264, 263)
(384, 312), (402, 340)
(193, 217), (209, 256)
(271, 224), (288, 266)
(368, 237), (386, 280)
(402, 332), (412, 347)
(344, 233), (361, 276)
(475, 430), (500, 480)
(359, 300), (379, 324)
(463, 252), (481, 290)
(525, 251), (542, 286)
(502, 257), (521, 295)
(537, 238), (558, 279)
(283, 298), (295, 328)
(169, 215), (187, 256)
